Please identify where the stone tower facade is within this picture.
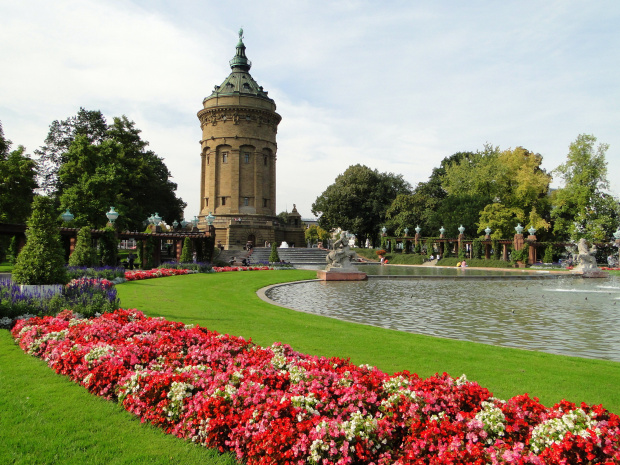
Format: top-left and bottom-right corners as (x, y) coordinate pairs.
(197, 30), (304, 250)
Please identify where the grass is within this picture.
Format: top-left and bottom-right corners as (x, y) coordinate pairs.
(0, 261), (13, 273)
(2, 269), (619, 464)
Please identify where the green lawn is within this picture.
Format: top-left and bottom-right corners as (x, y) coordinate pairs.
(2, 269), (619, 464)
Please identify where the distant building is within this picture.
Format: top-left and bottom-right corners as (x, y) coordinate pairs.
(196, 30), (304, 249)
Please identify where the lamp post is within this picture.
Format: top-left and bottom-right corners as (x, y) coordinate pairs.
(381, 226), (387, 236)
(528, 226), (537, 237)
(415, 225), (421, 236)
(106, 207), (119, 227)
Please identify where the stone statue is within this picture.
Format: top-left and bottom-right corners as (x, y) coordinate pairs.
(326, 231), (356, 271)
(239, 28), (244, 40)
(572, 238), (608, 277)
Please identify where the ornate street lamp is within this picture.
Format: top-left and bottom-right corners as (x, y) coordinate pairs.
(206, 212), (215, 225)
(515, 223), (524, 235)
(528, 226), (537, 236)
(153, 212), (162, 225)
(439, 226), (445, 236)
(403, 227), (409, 237)
(106, 207), (119, 224)
(484, 226), (491, 236)
(415, 225), (421, 235)
(61, 209), (74, 222)
(458, 225), (465, 235)
(381, 226), (387, 236)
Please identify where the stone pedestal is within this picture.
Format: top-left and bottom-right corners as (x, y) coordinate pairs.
(317, 270), (367, 281)
(579, 269), (610, 278)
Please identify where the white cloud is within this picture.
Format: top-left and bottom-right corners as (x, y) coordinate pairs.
(1, 0), (619, 222)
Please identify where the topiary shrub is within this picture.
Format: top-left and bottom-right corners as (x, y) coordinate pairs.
(180, 237), (193, 263)
(7, 236), (18, 265)
(492, 239), (501, 260)
(68, 226), (96, 267)
(543, 245), (554, 264)
(98, 227), (118, 267)
(472, 238), (483, 260)
(269, 242), (280, 263)
(12, 196), (68, 285)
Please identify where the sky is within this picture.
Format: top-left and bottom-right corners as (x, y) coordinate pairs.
(2, 0), (619, 223)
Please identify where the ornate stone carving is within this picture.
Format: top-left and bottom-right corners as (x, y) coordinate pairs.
(325, 231), (356, 271)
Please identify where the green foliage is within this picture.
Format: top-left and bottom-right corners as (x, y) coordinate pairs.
(443, 241), (451, 258)
(492, 239), (501, 260)
(269, 242), (280, 263)
(551, 134), (619, 242)
(143, 236), (155, 269)
(68, 226), (96, 267)
(382, 253), (425, 265)
(98, 227), (118, 267)
(180, 237), (193, 263)
(0, 123), (38, 223)
(472, 238), (483, 259)
(437, 257), (512, 268)
(425, 238), (433, 258)
(12, 196), (68, 285)
(7, 236), (18, 265)
(511, 244), (529, 264)
(276, 211), (289, 226)
(312, 164), (412, 247)
(543, 246), (554, 264)
(39, 109), (185, 229)
(389, 239), (395, 253)
(305, 225), (330, 245)
(414, 241), (421, 254)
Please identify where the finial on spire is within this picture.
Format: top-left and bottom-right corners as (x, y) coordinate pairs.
(238, 27), (244, 40)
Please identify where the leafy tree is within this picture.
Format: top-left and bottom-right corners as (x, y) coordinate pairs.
(12, 196), (68, 285)
(68, 226), (96, 266)
(0, 122), (38, 223)
(37, 109), (186, 229)
(269, 242), (280, 263)
(305, 225), (330, 245)
(312, 164), (412, 246)
(551, 134), (619, 241)
(276, 211), (289, 226)
(180, 237), (193, 263)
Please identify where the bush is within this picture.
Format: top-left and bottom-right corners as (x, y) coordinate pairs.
(7, 236), (18, 265)
(472, 239), (483, 259)
(492, 239), (501, 260)
(383, 253), (425, 265)
(543, 245), (554, 264)
(68, 226), (96, 267)
(269, 242), (280, 263)
(12, 196), (68, 285)
(180, 237), (193, 263)
(98, 227), (118, 267)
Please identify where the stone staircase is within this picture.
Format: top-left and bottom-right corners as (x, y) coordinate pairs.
(247, 247), (329, 266)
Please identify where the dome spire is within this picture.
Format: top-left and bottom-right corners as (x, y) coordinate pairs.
(229, 27), (252, 71)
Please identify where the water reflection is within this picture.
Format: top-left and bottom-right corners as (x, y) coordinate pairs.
(266, 274), (620, 361)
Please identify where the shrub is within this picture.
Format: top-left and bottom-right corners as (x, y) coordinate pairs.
(180, 237), (193, 263)
(269, 242), (280, 263)
(68, 226), (96, 267)
(12, 196), (68, 285)
(159, 261), (211, 273)
(7, 236), (18, 264)
(492, 239), (501, 260)
(375, 249), (387, 256)
(472, 238), (483, 259)
(98, 227), (118, 267)
(543, 245), (554, 264)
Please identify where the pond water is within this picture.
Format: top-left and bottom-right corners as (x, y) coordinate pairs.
(266, 269), (620, 362)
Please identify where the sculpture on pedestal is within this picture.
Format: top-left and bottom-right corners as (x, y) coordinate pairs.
(325, 231), (356, 271)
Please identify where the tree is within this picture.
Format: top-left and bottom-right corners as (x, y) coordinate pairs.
(12, 196), (68, 285)
(312, 164), (412, 246)
(0, 122), (38, 223)
(551, 134), (619, 241)
(304, 225), (330, 246)
(269, 242), (280, 263)
(68, 226), (96, 267)
(37, 109), (186, 229)
(98, 227), (118, 267)
(180, 237), (193, 263)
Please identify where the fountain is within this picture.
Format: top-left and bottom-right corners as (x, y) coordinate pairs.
(317, 231), (367, 281)
(572, 238), (609, 278)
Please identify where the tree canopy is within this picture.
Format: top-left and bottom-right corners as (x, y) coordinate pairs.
(312, 164), (412, 246)
(0, 122), (38, 223)
(37, 109), (186, 230)
(551, 134), (619, 241)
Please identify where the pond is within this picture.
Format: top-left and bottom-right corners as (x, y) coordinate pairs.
(265, 268), (620, 362)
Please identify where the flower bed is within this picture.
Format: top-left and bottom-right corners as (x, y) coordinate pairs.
(12, 309), (620, 464)
(211, 266), (272, 272)
(124, 268), (193, 281)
